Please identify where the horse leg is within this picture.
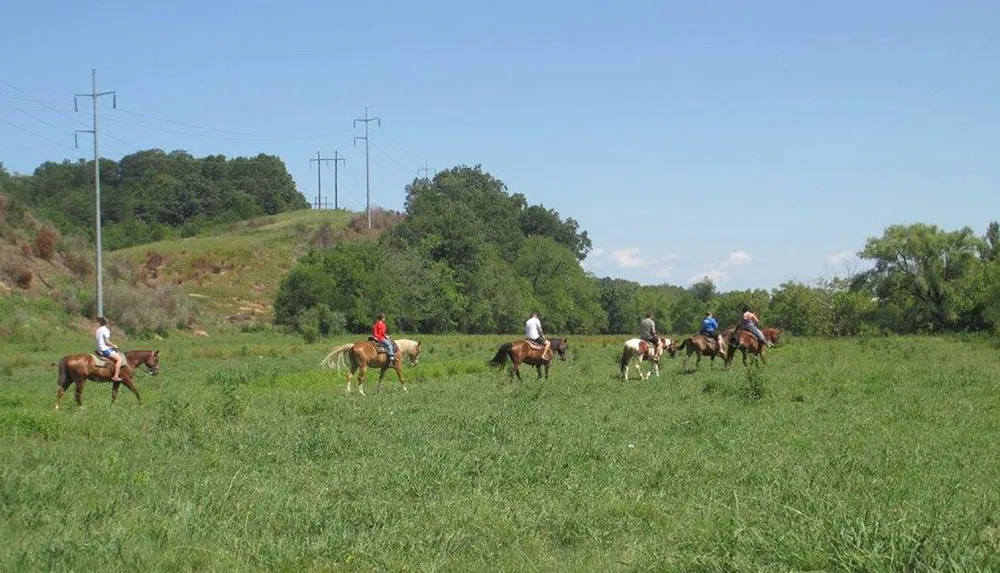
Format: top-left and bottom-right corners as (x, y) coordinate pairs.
(394, 361), (407, 392)
(121, 377), (142, 406)
(345, 362), (355, 394)
(55, 374), (73, 411)
(111, 380), (121, 405)
(535, 364), (542, 380)
(760, 347), (767, 365)
(742, 348), (748, 367)
(376, 365), (388, 394)
(652, 359), (659, 378)
(357, 363), (367, 396)
(74, 379), (85, 407)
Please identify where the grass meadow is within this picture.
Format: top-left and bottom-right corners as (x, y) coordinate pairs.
(2, 332), (1000, 572)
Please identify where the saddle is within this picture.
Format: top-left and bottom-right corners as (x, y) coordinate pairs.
(91, 352), (112, 368)
(524, 339), (545, 351)
(367, 337), (398, 354)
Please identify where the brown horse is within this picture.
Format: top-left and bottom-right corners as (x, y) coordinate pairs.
(724, 329), (778, 367)
(489, 338), (568, 381)
(55, 350), (160, 409)
(325, 339), (405, 395)
(676, 335), (728, 372)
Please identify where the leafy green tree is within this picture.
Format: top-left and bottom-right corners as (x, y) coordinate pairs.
(598, 278), (640, 334)
(855, 223), (984, 331)
(769, 281), (831, 336)
(519, 204), (592, 261)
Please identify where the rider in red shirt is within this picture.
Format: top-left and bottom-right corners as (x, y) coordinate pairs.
(372, 313), (395, 362)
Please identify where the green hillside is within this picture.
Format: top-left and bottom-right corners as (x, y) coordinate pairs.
(111, 209), (356, 325)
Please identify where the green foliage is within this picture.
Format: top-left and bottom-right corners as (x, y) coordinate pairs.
(8, 150), (309, 250)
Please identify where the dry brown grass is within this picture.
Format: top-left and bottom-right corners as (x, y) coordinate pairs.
(33, 226), (57, 261)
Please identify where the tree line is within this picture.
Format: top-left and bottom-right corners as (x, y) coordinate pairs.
(274, 165), (1000, 338)
(0, 149), (308, 250)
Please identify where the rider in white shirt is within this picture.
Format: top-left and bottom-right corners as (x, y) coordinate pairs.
(524, 311), (552, 361)
(96, 316), (123, 381)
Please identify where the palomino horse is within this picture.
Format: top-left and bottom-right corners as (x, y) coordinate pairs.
(321, 338), (422, 371)
(676, 334), (729, 372)
(55, 350), (160, 409)
(724, 328), (781, 368)
(619, 337), (676, 380)
(488, 338), (568, 381)
(323, 339), (405, 395)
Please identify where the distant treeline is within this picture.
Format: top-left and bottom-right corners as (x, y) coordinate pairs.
(0, 149), (308, 249)
(274, 165), (1000, 337)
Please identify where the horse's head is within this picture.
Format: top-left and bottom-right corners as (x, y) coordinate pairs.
(661, 337), (677, 358)
(765, 328), (781, 346)
(552, 338), (568, 361)
(409, 341), (421, 366)
(141, 350), (160, 375)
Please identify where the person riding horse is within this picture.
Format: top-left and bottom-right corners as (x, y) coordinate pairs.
(699, 312), (725, 351)
(95, 316), (123, 382)
(525, 312), (552, 362)
(737, 306), (773, 348)
(639, 312), (663, 357)
(372, 313), (395, 363)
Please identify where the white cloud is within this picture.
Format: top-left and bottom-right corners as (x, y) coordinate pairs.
(653, 266), (674, 279)
(827, 250), (854, 265)
(723, 251), (752, 267)
(689, 269), (730, 284)
(589, 247), (605, 258)
(611, 247), (651, 268)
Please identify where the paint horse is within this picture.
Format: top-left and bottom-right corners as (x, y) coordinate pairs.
(488, 338), (568, 381)
(619, 337), (676, 380)
(55, 350), (160, 409)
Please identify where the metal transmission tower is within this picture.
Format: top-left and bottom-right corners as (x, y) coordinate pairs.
(353, 107), (380, 229)
(418, 158), (436, 180)
(74, 69), (116, 318)
(309, 150), (345, 210)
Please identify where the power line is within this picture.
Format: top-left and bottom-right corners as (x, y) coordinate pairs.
(418, 158), (436, 180)
(353, 106), (380, 230)
(74, 69), (116, 319)
(309, 150), (346, 210)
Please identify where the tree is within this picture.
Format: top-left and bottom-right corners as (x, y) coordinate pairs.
(855, 223), (984, 331)
(598, 278), (640, 334)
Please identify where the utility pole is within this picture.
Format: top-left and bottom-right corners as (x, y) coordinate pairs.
(309, 151), (345, 210)
(353, 107), (380, 229)
(417, 158), (436, 180)
(74, 69), (116, 319)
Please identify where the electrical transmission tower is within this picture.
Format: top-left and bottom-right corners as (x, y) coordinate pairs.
(74, 69), (116, 318)
(418, 158), (436, 180)
(353, 107), (380, 229)
(310, 150), (345, 210)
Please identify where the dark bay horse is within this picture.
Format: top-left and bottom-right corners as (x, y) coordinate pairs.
(676, 335), (728, 372)
(325, 340), (405, 395)
(55, 350), (160, 409)
(489, 338), (568, 381)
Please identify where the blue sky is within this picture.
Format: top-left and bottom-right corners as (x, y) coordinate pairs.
(2, 1), (997, 290)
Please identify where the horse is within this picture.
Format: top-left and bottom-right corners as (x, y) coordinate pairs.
(725, 329), (772, 368)
(676, 334), (729, 372)
(619, 337), (676, 380)
(322, 339), (405, 395)
(321, 338), (422, 371)
(488, 338), (568, 381)
(55, 350), (160, 409)
(720, 327), (780, 346)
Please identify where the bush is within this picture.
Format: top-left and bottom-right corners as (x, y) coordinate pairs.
(33, 226), (58, 261)
(104, 283), (197, 337)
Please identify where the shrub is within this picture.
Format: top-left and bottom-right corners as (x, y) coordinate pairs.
(104, 283), (197, 337)
(19, 242), (31, 257)
(34, 226), (58, 261)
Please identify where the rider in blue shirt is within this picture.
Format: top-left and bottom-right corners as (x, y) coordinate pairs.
(699, 312), (724, 350)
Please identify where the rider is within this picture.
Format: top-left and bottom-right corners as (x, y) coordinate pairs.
(372, 313), (395, 363)
(739, 306), (773, 348)
(699, 312), (724, 350)
(95, 316), (123, 382)
(525, 311), (552, 361)
(639, 311), (662, 356)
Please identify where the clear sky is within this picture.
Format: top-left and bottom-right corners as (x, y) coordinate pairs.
(2, 1), (997, 290)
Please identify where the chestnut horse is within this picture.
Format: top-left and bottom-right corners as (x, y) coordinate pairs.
(619, 337), (676, 380)
(324, 339), (405, 395)
(488, 338), (568, 381)
(55, 350), (160, 409)
(321, 338), (421, 371)
(724, 328), (781, 367)
(676, 335), (728, 372)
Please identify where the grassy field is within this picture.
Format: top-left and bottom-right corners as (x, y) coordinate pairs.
(2, 332), (1000, 572)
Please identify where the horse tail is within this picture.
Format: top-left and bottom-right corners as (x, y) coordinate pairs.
(488, 343), (512, 368)
(677, 338), (690, 351)
(58, 357), (68, 388)
(321, 343), (355, 372)
(619, 346), (632, 373)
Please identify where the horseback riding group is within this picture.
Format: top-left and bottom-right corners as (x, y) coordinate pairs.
(54, 303), (779, 407)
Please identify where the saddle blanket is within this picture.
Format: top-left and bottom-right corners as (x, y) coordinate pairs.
(91, 353), (112, 368)
(524, 339), (545, 350)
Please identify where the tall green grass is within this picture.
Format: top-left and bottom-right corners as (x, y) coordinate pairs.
(1, 333), (999, 571)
